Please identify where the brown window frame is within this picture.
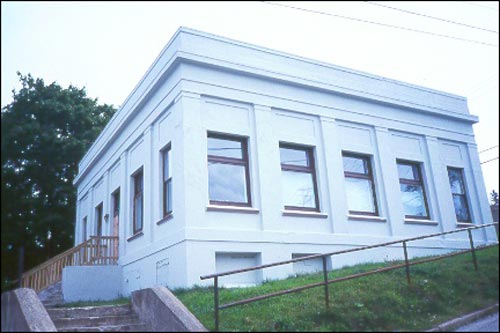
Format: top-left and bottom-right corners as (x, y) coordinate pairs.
(343, 152), (379, 216)
(447, 167), (472, 223)
(397, 160), (430, 220)
(161, 144), (173, 217)
(207, 133), (252, 207)
(132, 168), (144, 234)
(95, 202), (103, 237)
(280, 143), (320, 212)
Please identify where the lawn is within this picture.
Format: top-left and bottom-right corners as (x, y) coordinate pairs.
(174, 246), (499, 332)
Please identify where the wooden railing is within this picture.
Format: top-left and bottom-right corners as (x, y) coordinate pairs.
(20, 236), (118, 292)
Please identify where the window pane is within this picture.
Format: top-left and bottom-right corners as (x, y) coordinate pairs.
(163, 149), (170, 180)
(343, 156), (368, 174)
(280, 147), (309, 167)
(448, 169), (464, 194)
(164, 179), (172, 214)
(400, 184), (428, 217)
(208, 162), (248, 203)
(345, 178), (375, 213)
(208, 137), (243, 159)
(397, 163), (418, 180)
(134, 195), (143, 231)
(453, 194), (470, 222)
(281, 171), (316, 208)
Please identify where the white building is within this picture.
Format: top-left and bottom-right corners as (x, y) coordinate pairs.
(73, 27), (497, 295)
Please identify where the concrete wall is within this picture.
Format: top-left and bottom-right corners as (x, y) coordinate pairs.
(62, 266), (122, 302)
(1, 288), (56, 332)
(73, 28), (498, 293)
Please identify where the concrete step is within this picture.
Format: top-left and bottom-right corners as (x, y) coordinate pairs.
(48, 305), (132, 320)
(53, 314), (139, 329)
(57, 323), (151, 332)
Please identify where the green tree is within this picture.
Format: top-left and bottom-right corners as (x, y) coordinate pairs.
(1, 73), (116, 290)
(491, 190), (499, 207)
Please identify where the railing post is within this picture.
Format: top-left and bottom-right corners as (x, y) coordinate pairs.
(214, 276), (220, 332)
(322, 256), (330, 309)
(467, 229), (478, 271)
(403, 241), (411, 285)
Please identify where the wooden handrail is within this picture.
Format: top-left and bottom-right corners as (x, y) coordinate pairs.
(21, 236), (119, 292)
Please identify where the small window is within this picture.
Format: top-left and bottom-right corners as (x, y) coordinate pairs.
(343, 153), (378, 215)
(447, 168), (471, 223)
(207, 133), (251, 206)
(397, 160), (429, 219)
(162, 144), (172, 217)
(132, 169), (144, 234)
(82, 216), (87, 242)
(95, 203), (103, 236)
(280, 143), (319, 211)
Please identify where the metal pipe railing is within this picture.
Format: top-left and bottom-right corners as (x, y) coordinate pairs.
(200, 222), (498, 331)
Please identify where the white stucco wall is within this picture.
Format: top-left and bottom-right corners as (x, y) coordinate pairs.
(73, 28), (497, 294)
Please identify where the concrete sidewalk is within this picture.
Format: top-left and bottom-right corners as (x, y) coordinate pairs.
(426, 303), (499, 332)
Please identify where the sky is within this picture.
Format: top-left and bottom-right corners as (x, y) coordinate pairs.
(2, 1), (499, 199)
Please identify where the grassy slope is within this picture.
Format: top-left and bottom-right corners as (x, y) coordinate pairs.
(174, 247), (499, 332)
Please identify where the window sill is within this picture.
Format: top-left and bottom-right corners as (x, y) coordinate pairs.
(456, 222), (474, 228)
(156, 213), (174, 225)
(404, 218), (439, 225)
(126, 231), (144, 242)
(206, 205), (260, 214)
(348, 214), (386, 223)
(282, 210), (328, 218)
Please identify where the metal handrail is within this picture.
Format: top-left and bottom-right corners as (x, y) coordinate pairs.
(200, 222), (498, 331)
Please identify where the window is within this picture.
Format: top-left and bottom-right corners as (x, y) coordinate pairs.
(132, 169), (144, 234)
(162, 144), (172, 217)
(82, 216), (87, 241)
(397, 160), (429, 219)
(280, 144), (319, 211)
(447, 168), (471, 223)
(343, 153), (378, 215)
(95, 203), (103, 236)
(207, 133), (251, 206)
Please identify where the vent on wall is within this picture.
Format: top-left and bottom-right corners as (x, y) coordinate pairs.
(215, 252), (262, 288)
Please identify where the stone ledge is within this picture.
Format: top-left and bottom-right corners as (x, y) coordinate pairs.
(132, 286), (207, 332)
(1, 288), (57, 332)
(425, 303), (499, 332)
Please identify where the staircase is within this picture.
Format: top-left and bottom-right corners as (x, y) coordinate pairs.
(39, 281), (64, 308)
(46, 304), (151, 332)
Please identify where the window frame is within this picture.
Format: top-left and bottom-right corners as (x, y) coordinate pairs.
(447, 167), (472, 223)
(280, 143), (320, 212)
(132, 168), (144, 235)
(342, 152), (379, 216)
(207, 133), (252, 207)
(161, 143), (173, 217)
(397, 160), (430, 220)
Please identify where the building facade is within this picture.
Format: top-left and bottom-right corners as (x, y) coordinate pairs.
(73, 27), (498, 295)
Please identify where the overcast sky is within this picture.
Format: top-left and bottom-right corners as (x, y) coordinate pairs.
(2, 1), (499, 198)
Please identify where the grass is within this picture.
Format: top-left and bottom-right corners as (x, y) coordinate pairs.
(61, 296), (130, 308)
(174, 246), (499, 332)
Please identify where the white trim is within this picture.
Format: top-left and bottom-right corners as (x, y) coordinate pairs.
(404, 218), (439, 225)
(282, 210), (328, 218)
(206, 205), (260, 214)
(348, 215), (387, 223)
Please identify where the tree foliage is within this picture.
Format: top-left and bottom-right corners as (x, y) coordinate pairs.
(1, 73), (116, 290)
(490, 190), (499, 207)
